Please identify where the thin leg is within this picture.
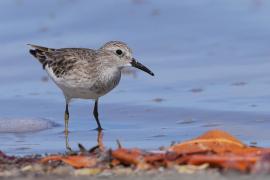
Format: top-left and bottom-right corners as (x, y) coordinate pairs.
(64, 103), (69, 135)
(64, 102), (72, 152)
(93, 99), (103, 130)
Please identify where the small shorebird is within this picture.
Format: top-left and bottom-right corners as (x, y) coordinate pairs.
(28, 41), (154, 134)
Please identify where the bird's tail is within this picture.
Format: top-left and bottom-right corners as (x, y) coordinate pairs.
(28, 44), (55, 69)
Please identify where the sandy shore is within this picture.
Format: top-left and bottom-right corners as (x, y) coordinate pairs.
(2, 171), (270, 180)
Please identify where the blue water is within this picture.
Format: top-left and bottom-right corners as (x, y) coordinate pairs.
(1, 0), (270, 155)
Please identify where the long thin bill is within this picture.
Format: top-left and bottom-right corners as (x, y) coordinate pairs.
(131, 58), (154, 76)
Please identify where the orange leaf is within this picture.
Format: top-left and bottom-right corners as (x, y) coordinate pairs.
(41, 155), (97, 168)
(111, 148), (142, 166)
(169, 130), (247, 154)
(186, 154), (258, 172)
(111, 148), (151, 169)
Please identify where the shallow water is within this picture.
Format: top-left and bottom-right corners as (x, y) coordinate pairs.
(1, 0), (270, 155)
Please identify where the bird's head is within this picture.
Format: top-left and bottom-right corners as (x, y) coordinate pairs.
(100, 41), (154, 76)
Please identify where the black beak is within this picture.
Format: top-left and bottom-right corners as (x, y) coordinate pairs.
(131, 58), (154, 76)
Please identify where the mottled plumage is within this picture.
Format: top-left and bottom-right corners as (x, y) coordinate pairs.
(28, 41), (154, 148)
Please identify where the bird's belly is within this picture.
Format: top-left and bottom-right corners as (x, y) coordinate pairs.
(61, 86), (100, 99)
(54, 76), (120, 100)
(45, 65), (121, 100)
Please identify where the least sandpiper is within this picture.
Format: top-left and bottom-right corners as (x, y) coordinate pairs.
(28, 41), (154, 134)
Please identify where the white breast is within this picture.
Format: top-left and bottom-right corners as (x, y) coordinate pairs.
(45, 66), (121, 100)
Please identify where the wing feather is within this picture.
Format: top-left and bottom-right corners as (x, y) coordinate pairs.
(28, 44), (96, 78)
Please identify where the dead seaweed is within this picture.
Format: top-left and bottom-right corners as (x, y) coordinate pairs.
(1, 130), (270, 176)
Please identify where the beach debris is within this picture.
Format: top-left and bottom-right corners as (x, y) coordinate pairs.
(2, 130), (270, 176)
(169, 130), (246, 154)
(40, 130), (270, 173)
(0, 150), (39, 172)
(41, 155), (97, 169)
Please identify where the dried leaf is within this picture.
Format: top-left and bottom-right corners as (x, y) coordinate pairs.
(111, 148), (142, 166)
(111, 148), (150, 169)
(185, 154), (258, 172)
(41, 155), (97, 168)
(35, 130), (270, 173)
(169, 130), (246, 154)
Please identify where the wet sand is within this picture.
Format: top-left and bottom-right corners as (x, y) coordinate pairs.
(2, 171), (270, 180)
(1, 102), (270, 155)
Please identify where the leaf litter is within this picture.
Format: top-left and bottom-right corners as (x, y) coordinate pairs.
(2, 130), (270, 176)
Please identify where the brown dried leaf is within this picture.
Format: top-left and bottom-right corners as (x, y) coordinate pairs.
(169, 130), (246, 154)
(185, 154), (258, 172)
(41, 155), (97, 168)
(111, 148), (150, 169)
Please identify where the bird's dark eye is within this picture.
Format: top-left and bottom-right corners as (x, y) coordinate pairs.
(116, 49), (123, 55)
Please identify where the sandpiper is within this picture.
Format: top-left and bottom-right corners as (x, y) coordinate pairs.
(28, 41), (154, 134)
